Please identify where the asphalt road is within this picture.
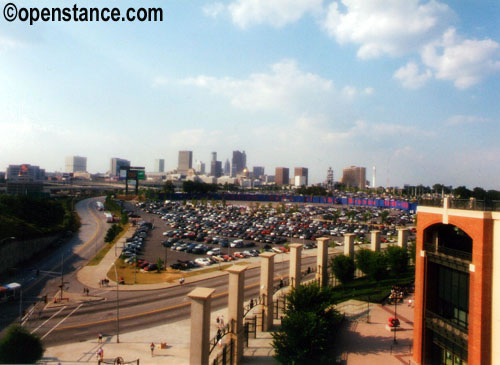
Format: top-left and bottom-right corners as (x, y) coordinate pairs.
(27, 256), (318, 347)
(0, 197), (109, 333)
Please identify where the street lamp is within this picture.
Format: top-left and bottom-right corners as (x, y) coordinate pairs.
(393, 295), (398, 344)
(112, 263), (120, 343)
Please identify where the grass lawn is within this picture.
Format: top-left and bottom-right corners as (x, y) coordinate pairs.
(87, 224), (130, 266)
(331, 268), (415, 304)
(106, 259), (251, 285)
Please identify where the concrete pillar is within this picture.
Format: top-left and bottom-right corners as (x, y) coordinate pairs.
(227, 265), (247, 364)
(260, 252), (276, 332)
(316, 237), (329, 287)
(289, 243), (303, 288)
(370, 230), (381, 252)
(188, 287), (215, 365)
(344, 233), (355, 258)
(397, 228), (408, 250)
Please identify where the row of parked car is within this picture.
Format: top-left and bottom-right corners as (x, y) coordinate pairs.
(169, 249), (262, 270)
(120, 221), (160, 272)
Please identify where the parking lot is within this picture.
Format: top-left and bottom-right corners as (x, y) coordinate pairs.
(118, 199), (415, 272)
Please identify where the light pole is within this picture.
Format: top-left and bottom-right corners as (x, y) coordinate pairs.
(393, 295), (398, 344)
(112, 263), (120, 343)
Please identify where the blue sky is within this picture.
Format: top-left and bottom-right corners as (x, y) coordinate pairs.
(1, 0), (499, 189)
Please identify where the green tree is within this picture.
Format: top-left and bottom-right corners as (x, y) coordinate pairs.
(355, 248), (373, 275)
(385, 245), (409, 275)
(379, 210), (390, 224)
(163, 180), (175, 194)
(156, 257), (164, 272)
(453, 186), (472, 199)
(330, 254), (355, 285)
(272, 283), (342, 365)
(367, 251), (388, 281)
(0, 324), (44, 364)
(120, 212), (129, 225)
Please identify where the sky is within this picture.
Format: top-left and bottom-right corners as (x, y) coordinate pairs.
(0, 0), (499, 189)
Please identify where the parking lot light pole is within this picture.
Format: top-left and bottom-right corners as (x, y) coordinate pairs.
(113, 263), (120, 343)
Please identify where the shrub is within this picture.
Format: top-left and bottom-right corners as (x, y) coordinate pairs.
(355, 248), (373, 275)
(0, 324), (44, 363)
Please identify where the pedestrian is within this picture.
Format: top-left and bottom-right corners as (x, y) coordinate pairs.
(216, 315), (220, 326)
(96, 347), (103, 361)
(216, 328), (222, 342)
(179, 277), (185, 285)
(150, 342), (155, 356)
(250, 299), (254, 308)
(220, 315), (224, 327)
(98, 332), (103, 344)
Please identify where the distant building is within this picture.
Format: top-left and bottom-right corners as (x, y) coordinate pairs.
(231, 151), (246, 177)
(294, 167), (308, 186)
(65, 156), (87, 173)
(178, 151), (193, 173)
(275, 167), (289, 186)
(294, 176), (307, 187)
(253, 166), (265, 179)
(195, 160), (206, 174)
(6, 164), (44, 195)
(325, 167), (334, 190)
(341, 166), (366, 189)
(110, 158), (130, 178)
(6, 164), (45, 181)
(210, 152), (222, 177)
(224, 159), (231, 176)
(154, 159), (165, 173)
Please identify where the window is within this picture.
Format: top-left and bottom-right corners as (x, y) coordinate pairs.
(437, 265), (469, 329)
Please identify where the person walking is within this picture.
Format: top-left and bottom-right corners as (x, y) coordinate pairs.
(179, 277), (185, 285)
(98, 333), (103, 344)
(150, 342), (155, 356)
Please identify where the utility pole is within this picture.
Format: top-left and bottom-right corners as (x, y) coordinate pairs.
(113, 263), (120, 343)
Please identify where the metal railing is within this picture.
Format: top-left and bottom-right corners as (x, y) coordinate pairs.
(419, 198), (500, 212)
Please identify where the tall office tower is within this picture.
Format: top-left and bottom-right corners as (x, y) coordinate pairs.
(195, 160), (205, 174)
(209, 152), (219, 177)
(253, 166), (265, 179)
(372, 166), (376, 188)
(340, 166), (366, 189)
(65, 156), (87, 173)
(326, 167), (334, 189)
(275, 167), (289, 186)
(6, 164), (45, 181)
(412, 200), (500, 365)
(154, 159), (165, 173)
(224, 159), (231, 176)
(231, 150), (246, 177)
(177, 151), (193, 173)
(110, 158), (130, 177)
(294, 167), (309, 187)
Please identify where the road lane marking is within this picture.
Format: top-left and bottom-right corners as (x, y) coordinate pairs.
(31, 306), (66, 334)
(42, 304), (82, 340)
(55, 281), (263, 331)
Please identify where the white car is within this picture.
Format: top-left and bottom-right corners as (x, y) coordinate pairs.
(194, 258), (211, 266)
(207, 248), (221, 256)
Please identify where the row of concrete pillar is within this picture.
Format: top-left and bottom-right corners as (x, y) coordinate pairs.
(188, 228), (411, 364)
(343, 228), (409, 258)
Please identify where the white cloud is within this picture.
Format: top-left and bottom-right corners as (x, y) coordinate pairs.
(421, 28), (500, 89)
(322, 0), (452, 59)
(216, 0), (323, 28)
(152, 77), (168, 87)
(203, 3), (226, 18)
(181, 60), (333, 111)
(445, 115), (490, 126)
(394, 61), (432, 89)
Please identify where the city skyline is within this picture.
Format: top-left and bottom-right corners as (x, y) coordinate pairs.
(1, 1), (499, 189)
